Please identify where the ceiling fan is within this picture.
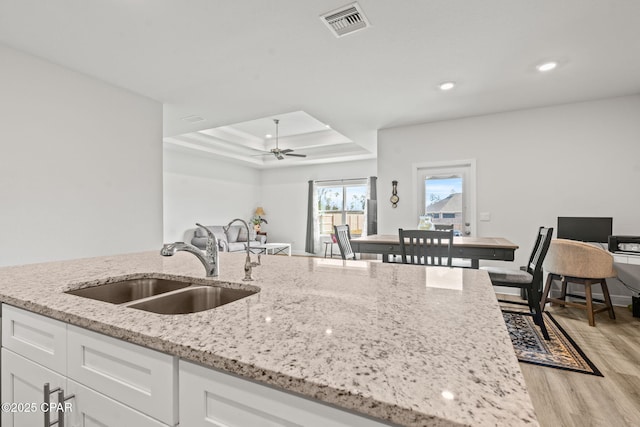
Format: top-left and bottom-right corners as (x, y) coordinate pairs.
(264, 119), (307, 160)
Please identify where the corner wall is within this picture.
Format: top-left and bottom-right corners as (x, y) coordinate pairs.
(0, 44), (163, 267)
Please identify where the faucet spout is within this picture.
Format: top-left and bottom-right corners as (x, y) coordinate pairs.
(160, 223), (219, 277)
(225, 218), (254, 281)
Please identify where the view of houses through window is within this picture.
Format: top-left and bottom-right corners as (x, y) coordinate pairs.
(424, 176), (463, 235)
(318, 180), (367, 237)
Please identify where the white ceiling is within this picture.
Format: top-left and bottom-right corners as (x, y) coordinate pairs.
(2, 1), (640, 167)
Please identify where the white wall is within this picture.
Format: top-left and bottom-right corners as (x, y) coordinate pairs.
(0, 44), (163, 267)
(260, 159), (377, 254)
(163, 146), (262, 243)
(378, 95), (640, 303)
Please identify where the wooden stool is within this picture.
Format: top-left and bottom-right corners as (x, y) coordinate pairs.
(541, 239), (616, 327)
(541, 273), (615, 327)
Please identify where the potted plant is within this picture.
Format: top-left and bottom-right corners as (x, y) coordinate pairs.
(250, 215), (268, 232)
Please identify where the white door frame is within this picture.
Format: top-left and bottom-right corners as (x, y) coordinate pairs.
(411, 159), (477, 236)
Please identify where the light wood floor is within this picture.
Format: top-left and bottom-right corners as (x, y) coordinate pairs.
(501, 295), (640, 427)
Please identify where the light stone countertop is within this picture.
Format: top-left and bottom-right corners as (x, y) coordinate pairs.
(0, 251), (538, 427)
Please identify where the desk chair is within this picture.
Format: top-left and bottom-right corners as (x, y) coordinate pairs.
(480, 227), (553, 340)
(541, 239), (616, 327)
(398, 229), (453, 266)
(334, 225), (356, 260)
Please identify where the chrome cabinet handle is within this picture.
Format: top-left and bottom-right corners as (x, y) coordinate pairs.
(44, 383), (60, 427)
(43, 382), (74, 427)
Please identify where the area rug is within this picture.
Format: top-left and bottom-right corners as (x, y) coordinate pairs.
(502, 311), (602, 376)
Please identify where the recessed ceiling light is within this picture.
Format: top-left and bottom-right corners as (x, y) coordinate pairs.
(536, 61), (557, 72)
(325, 124), (331, 129)
(265, 134), (273, 139)
(438, 82), (456, 91)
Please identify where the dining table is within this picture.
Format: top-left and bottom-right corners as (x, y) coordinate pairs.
(350, 234), (519, 268)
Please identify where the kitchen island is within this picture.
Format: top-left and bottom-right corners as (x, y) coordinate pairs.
(0, 251), (537, 426)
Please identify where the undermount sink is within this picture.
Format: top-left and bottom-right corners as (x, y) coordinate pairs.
(128, 286), (257, 314)
(65, 277), (258, 314)
(66, 278), (192, 304)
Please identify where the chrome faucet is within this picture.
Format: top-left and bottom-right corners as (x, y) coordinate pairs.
(224, 218), (256, 281)
(160, 223), (219, 277)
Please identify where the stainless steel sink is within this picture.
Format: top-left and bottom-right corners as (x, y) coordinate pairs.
(127, 286), (257, 314)
(65, 278), (192, 304)
(65, 277), (258, 314)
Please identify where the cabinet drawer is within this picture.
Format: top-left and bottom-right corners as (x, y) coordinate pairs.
(1, 304), (67, 374)
(180, 360), (390, 427)
(66, 379), (170, 427)
(67, 325), (177, 426)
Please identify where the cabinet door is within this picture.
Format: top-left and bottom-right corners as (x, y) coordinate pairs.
(179, 360), (390, 427)
(1, 348), (66, 427)
(65, 380), (170, 427)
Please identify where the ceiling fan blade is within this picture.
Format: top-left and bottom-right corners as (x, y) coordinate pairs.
(285, 153), (307, 158)
(279, 148), (293, 154)
(275, 153), (285, 160)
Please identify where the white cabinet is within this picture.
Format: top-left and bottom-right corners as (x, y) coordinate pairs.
(179, 360), (390, 427)
(1, 305), (176, 427)
(1, 348), (66, 427)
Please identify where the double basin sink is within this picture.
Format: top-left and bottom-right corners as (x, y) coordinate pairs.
(66, 277), (258, 314)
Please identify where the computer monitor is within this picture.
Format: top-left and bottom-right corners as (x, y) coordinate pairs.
(557, 217), (613, 243)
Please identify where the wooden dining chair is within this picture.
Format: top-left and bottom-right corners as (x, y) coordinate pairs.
(480, 226), (554, 340)
(334, 224), (356, 260)
(398, 229), (453, 266)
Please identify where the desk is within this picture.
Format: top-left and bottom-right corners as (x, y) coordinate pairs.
(350, 234), (519, 268)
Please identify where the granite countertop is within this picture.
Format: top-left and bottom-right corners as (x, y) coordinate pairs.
(0, 251), (538, 427)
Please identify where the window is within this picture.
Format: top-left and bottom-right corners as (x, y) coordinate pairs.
(317, 180), (367, 237)
(414, 160), (476, 237)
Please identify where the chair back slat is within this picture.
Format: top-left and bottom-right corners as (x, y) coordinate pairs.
(334, 224), (355, 260)
(398, 229), (453, 266)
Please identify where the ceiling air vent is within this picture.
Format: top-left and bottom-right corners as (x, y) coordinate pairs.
(320, 2), (370, 38)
